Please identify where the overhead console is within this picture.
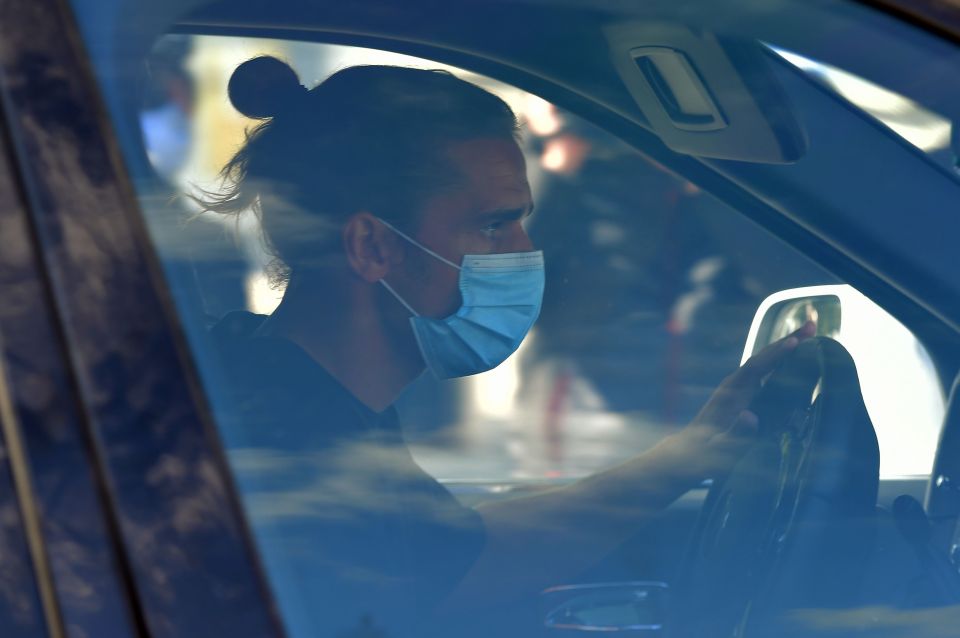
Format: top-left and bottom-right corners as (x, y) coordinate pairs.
(606, 22), (808, 163)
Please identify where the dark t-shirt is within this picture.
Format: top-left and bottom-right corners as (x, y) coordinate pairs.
(210, 312), (485, 638)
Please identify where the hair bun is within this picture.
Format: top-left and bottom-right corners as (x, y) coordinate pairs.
(228, 56), (307, 119)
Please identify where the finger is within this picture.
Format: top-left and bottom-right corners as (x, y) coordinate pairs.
(698, 376), (757, 420)
(693, 321), (817, 431)
(711, 332), (804, 416)
(741, 320), (816, 376)
(728, 409), (759, 438)
(703, 411), (760, 478)
(710, 410), (759, 446)
(744, 336), (798, 371)
(795, 320), (817, 340)
(696, 368), (768, 426)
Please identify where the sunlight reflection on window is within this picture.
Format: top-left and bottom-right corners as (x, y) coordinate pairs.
(772, 46), (952, 153)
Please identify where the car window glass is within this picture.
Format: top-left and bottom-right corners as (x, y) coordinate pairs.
(107, 32), (950, 636)
(156, 35), (837, 468)
(45, 0), (960, 633)
(147, 34), (943, 482)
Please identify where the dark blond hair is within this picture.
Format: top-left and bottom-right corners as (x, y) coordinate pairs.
(201, 56), (520, 284)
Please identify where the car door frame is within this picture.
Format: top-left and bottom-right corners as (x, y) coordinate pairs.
(0, 0), (285, 636)
(0, 80), (70, 638)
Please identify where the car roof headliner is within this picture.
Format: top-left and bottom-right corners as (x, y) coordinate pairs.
(171, 0), (960, 122)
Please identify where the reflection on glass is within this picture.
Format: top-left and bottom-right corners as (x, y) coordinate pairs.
(773, 46), (953, 154)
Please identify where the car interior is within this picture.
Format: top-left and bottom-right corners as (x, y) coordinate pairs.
(55, 0), (960, 636)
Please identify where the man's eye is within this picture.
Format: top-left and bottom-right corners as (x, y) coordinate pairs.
(482, 222), (504, 235)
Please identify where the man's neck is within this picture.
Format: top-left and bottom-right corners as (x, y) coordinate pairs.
(257, 278), (424, 412)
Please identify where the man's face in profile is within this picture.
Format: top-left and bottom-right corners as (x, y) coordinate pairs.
(390, 137), (535, 319)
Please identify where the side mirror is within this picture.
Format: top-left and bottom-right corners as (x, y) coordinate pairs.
(741, 284), (843, 362)
(541, 581), (667, 634)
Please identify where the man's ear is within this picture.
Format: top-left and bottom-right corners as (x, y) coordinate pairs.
(342, 212), (403, 283)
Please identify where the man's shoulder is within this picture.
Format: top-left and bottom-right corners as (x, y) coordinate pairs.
(209, 310), (365, 443)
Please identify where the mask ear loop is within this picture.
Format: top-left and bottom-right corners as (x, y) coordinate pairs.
(376, 217), (463, 318)
(378, 279), (420, 317)
(376, 217), (462, 271)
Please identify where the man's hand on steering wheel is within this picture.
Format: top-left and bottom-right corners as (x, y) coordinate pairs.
(662, 320), (817, 485)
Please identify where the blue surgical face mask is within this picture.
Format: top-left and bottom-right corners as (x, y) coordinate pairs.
(377, 218), (545, 379)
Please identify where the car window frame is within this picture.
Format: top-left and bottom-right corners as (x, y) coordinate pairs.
(0, 88), (63, 638)
(858, 0), (960, 43)
(0, 0), (286, 636)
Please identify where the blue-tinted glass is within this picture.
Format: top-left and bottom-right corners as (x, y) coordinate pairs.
(61, 1), (960, 637)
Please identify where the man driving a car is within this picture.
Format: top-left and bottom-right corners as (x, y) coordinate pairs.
(207, 56), (814, 637)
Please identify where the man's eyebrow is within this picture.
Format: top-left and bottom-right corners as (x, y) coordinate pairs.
(480, 204), (535, 221)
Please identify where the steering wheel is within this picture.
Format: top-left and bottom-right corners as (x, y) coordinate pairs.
(669, 337), (880, 638)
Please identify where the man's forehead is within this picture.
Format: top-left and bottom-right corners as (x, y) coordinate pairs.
(446, 137), (532, 209)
